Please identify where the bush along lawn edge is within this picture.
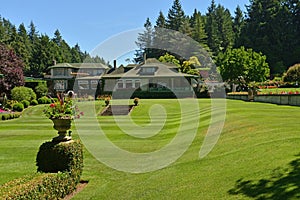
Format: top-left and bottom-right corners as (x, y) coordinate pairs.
(0, 140), (84, 199)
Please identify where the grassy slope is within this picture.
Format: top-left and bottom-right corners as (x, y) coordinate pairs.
(1, 100), (300, 199)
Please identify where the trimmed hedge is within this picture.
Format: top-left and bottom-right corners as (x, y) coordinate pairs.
(1, 113), (21, 120)
(36, 140), (83, 175)
(0, 172), (78, 199)
(38, 96), (52, 104)
(12, 102), (24, 112)
(0, 140), (84, 199)
(30, 99), (39, 106)
(21, 100), (30, 108)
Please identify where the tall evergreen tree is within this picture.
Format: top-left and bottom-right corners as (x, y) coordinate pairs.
(233, 6), (245, 47)
(240, 0), (290, 74)
(155, 11), (166, 28)
(135, 18), (154, 63)
(14, 23), (32, 75)
(166, 0), (185, 31)
(190, 9), (208, 48)
(215, 5), (234, 52)
(205, 0), (219, 55)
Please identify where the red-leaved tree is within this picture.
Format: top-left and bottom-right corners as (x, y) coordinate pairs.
(0, 44), (24, 95)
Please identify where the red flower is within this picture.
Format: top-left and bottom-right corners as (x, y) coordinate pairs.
(50, 103), (56, 108)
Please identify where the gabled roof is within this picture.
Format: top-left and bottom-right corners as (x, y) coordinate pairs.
(48, 63), (109, 69)
(103, 58), (196, 79)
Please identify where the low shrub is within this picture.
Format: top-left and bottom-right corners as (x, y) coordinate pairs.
(30, 99), (38, 106)
(38, 96), (51, 104)
(11, 86), (37, 102)
(36, 140), (83, 182)
(1, 113), (21, 120)
(13, 103), (24, 112)
(21, 100), (30, 108)
(0, 172), (78, 199)
(0, 140), (84, 199)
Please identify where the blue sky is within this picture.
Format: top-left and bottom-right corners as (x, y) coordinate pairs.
(0, 0), (249, 63)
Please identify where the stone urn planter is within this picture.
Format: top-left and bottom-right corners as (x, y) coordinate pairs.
(51, 118), (72, 142)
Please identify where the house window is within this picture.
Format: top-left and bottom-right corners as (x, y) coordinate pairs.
(140, 67), (157, 75)
(53, 68), (68, 76)
(92, 69), (103, 76)
(134, 80), (141, 88)
(91, 80), (98, 89)
(117, 80), (124, 89)
(78, 80), (89, 90)
(126, 80), (133, 88)
(54, 80), (66, 91)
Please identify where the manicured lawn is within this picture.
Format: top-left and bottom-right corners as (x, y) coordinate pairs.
(1, 99), (300, 199)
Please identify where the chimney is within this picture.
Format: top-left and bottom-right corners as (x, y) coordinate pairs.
(113, 60), (117, 69)
(53, 59), (57, 66)
(143, 53), (147, 64)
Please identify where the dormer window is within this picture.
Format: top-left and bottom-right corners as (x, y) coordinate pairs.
(140, 67), (157, 75)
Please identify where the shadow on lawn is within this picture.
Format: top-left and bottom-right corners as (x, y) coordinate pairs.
(228, 154), (300, 199)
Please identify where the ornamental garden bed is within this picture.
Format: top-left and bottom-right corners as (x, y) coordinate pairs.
(227, 90), (300, 106)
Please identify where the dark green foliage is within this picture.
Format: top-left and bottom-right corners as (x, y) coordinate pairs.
(30, 99), (38, 106)
(36, 140), (83, 180)
(34, 82), (48, 98)
(283, 64), (300, 82)
(166, 0), (186, 31)
(38, 96), (51, 104)
(0, 140), (83, 199)
(13, 102), (24, 112)
(0, 172), (78, 199)
(216, 46), (270, 85)
(21, 99), (30, 108)
(1, 113), (21, 120)
(0, 17), (105, 78)
(11, 86), (36, 102)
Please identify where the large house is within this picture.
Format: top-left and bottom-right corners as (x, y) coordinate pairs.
(46, 59), (199, 98)
(102, 59), (198, 98)
(46, 62), (109, 96)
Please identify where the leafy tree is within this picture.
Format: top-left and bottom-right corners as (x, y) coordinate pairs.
(35, 82), (48, 98)
(158, 53), (180, 67)
(216, 46), (270, 85)
(283, 63), (300, 82)
(240, 0), (291, 74)
(0, 44), (24, 95)
(166, 0), (186, 31)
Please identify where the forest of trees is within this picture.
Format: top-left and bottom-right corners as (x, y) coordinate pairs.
(0, 17), (107, 77)
(135, 0), (300, 76)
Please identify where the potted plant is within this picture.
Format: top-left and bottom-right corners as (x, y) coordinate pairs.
(133, 97), (139, 106)
(44, 91), (83, 142)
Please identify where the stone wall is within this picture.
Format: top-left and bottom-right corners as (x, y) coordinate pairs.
(227, 94), (300, 106)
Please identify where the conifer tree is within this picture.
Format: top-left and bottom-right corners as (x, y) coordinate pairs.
(166, 0), (185, 31)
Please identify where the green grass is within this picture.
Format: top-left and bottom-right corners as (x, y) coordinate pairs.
(1, 99), (300, 199)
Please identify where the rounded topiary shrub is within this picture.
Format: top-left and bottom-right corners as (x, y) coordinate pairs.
(11, 86), (37, 102)
(30, 99), (38, 106)
(13, 102), (24, 112)
(36, 140), (83, 182)
(21, 100), (30, 108)
(38, 96), (50, 104)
